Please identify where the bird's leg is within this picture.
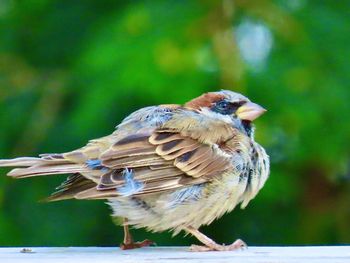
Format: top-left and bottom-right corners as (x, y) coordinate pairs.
(119, 218), (154, 250)
(184, 226), (247, 252)
(122, 219), (133, 245)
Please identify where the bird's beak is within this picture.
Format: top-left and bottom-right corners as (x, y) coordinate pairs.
(236, 102), (267, 121)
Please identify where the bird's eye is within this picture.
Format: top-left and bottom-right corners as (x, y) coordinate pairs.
(212, 100), (235, 115)
(212, 100), (246, 115)
(216, 101), (230, 111)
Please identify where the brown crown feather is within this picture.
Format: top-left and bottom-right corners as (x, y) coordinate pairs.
(184, 92), (225, 110)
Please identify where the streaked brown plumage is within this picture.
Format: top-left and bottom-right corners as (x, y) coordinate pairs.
(0, 90), (269, 251)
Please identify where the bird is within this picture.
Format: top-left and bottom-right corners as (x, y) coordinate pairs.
(0, 90), (269, 252)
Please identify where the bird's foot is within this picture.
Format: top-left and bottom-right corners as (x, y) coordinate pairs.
(120, 239), (154, 250)
(189, 239), (247, 252)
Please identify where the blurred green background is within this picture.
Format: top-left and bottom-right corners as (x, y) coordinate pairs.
(0, 0), (349, 247)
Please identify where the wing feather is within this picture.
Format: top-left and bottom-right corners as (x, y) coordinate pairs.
(86, 129), (232, 198)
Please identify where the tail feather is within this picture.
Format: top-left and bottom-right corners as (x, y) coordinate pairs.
(0, 156), (88, 178)
(1, 155), (98, 201)
(8, 164), (89, 178)
(45, 173), (97, 202)
(0, 157), (43, 167)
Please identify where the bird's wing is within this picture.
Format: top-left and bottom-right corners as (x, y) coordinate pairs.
(73, 108), (237, 200)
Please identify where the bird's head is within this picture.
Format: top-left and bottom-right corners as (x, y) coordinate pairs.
(184, 90), (266, 137)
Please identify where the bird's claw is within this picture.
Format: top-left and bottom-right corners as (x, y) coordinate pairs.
(189, 239), (247, 252)
(120, 239), (154, 250)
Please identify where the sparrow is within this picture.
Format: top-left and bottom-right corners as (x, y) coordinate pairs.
(0, 90), (269, 252)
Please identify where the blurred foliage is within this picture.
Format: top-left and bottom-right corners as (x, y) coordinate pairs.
(0, 0), (349, 246)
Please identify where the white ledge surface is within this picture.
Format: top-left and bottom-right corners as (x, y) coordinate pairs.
(0, 246), (349, 263)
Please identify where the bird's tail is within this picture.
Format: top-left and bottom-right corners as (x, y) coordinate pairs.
(0, 154), (88, 178)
